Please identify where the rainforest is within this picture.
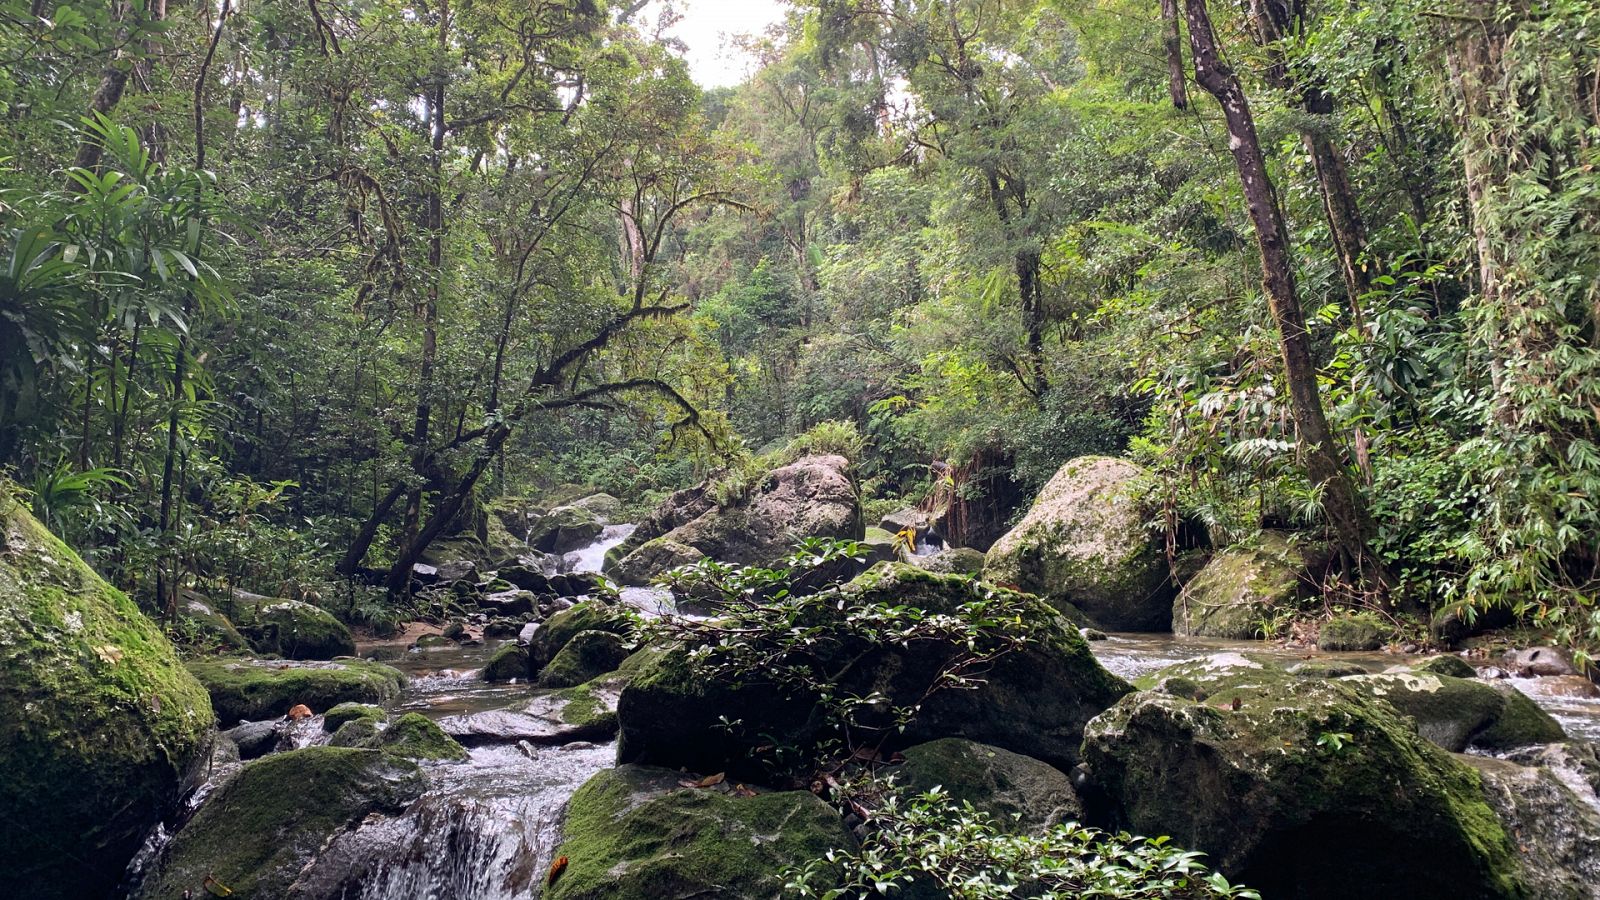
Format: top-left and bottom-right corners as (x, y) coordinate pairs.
(1, 0), (1598, 898)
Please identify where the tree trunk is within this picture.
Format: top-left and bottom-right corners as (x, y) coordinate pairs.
(1183, 0), (1378, 575)
(1242, 0), (1372, 327)
(1160, 0), (1188, 109)
(337, 481), (407, 576)
(400, 2), (450, 565)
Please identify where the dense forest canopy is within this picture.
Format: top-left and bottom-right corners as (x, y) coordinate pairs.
(1, 0), (1598, 654)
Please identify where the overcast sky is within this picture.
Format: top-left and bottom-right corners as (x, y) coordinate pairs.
(653, 0), (790, 88)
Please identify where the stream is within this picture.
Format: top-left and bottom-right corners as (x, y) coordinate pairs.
(142, 527), (1600, 898)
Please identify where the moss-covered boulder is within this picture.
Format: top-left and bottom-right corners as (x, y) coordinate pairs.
(1318, 612), (1390, 651)
(983, 456), (1171, 631)
(1342, 672), (1565, 752)
(528, 599), (634, 670)
(0, 491), (216, 900)
(481, 641), (530, 682)
(328, 715), (383, 748)
(367, 712), (467, 761)
(1412, 655), (1478, 679)
(611, 454), (862, 585)
(188, 657), (405, 726)
(861, 525), (899, 563)
(178, 590), (250, 651)
(527, 496), (617, 554)
(1467, 756), (1600, 899)
(546, 764), (853, 900)
(618, 563), (1132, 778)
(323, 702), (386, 731)
(1081, 666), (1526, 899)
(242, 598), (356, 660)
(132, 747), (425, 899)
(539, 629), (630, 688)
(893, 738), (1080, 834)
(1174, 531), (1307, 638)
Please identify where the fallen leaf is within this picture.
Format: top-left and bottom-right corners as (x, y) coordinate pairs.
(732, 784), (758, 798)
(547, 855), (568, 887)
(94, 644), (124, 665)
(202, 873), (234, 896)
(679, 772), (726, 789)
(287, 704), (313, 720)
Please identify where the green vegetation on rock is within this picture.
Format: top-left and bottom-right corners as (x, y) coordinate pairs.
(547, 764), (854, 900)
(187, 656), (405, 725)
(0, 489), (216, 900)
(132, 747), (424, 899)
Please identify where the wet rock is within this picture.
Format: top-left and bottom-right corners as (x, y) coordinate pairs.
(478, 588), (537, 617)
(1342, 672), (1565, 752)
(131, 747), (424, 899)
(611, 455), (861, 585)
(496, 564), (550, 593)
(983, 456), (1171, 631)
(1287, 661), (1370, 679)
(187, 657), (405, 726)
(892, 738), (1081, 834)
(1317, 612), (1390, 651)
(442, 675), (626, 746)
(1174, 531), (1308, 639)
(1504, 646), (1579, 678)
(545, 764), (853, 900)
(435, 559), (478, 584)
(244, 598), (357, 660)
(527, 503), (607, 554)
(879, 507), (932, 534)
(482, 642), (529, 682)
(1468, 756), (1600, 898)
(618, 563), (1131, 778)
(1082, 670), (1526, 899)
(914, 546), (987, 576)
(860, 526), (899, 563)
(367, 712), (467, 761)
(0, 491), (215, 900)
(224, 719), (283, 760)
(603, 484), (715, 572)
(1080, 627), (1108, 641)
(483, 617), (520, 639)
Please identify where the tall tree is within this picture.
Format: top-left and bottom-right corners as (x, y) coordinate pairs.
(1181, 0), (1378, 577)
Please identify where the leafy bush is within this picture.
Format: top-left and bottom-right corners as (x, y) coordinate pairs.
(784, 419), (867, 463)
(787, 788), (1258, 899)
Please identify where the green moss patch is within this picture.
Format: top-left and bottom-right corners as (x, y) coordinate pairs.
(0, 490), (215, 900)
(547, 764), (854, 900)
(187, 656), (405, 725)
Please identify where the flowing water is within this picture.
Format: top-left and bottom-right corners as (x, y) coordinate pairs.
(559, 523), (635, 574)
(137, 529), (1600, 898)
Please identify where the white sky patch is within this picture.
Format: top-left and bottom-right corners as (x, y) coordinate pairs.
(647, 0), (789, 88)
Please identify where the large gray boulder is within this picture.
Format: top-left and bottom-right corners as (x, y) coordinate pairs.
(983, 456), (1171, 631)
(1174, 531), (1309, 638)
(1082, 659), (1527, 899)
(611, 454), (862, 585)
(0, 490), (216, 900)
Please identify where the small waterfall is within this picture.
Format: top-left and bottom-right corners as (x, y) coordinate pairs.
(561, 523), (636, 574)
(294, 742), (615, 900)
